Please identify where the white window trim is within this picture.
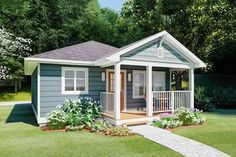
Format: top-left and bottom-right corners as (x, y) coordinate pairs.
(132, 70), (146, 99)
(61, 67), (89, 95)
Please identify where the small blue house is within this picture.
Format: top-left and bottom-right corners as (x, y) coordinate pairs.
(24, 31), (206, 125)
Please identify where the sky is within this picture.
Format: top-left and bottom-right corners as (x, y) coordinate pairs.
(99, 0), (126, 12)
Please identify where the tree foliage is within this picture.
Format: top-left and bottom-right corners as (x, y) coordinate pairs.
(0, 28), (31, 83)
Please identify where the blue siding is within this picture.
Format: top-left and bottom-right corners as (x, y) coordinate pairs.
(31, 66), (38, 114)
(121, 39), (188, 63)
(40, 64), (106, 117)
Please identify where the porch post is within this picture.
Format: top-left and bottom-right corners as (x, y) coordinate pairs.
(146, 65), (153, 117)
(114, 63), (121, 119)
(189, 68), (194, 109)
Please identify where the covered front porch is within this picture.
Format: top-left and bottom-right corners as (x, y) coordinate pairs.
(99, 63), (194, 125)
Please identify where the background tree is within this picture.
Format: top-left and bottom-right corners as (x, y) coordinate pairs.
(0, 28), (31, 92)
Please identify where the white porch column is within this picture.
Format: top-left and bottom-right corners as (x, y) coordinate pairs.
(114, 63), (121, 120)
(146, 65), (153, 117)
(189, 69), (194, 109)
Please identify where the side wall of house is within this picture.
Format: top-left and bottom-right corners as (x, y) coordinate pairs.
(31, 66), (38, 114)
(39, 64), (106, 117)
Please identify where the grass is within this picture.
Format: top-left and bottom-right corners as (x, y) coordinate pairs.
(0, 86), (31, 102)
(173, 109), (236, 157)
(0, 104), (182, 157)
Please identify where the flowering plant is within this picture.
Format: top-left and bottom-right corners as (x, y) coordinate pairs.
(47, 110), (66, 130)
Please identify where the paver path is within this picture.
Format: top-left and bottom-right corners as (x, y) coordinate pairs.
(0, 101), (31, 106)
(129, 125), (230, 157)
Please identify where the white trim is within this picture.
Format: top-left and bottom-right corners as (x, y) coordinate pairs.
(132, 70), (146, 99)
(61, 67), (89, 95)
(165, 34), (206, 68)
(24, 58), (94, 75)
(189, 69), (194, 108)
(25, 57), (92, 65)
(37, 64), (41, 121)
(146, 65), (153, 117)
(114, 63), (121, 119)
(120, 60), (192, 69)
(106, 69), (127, 112)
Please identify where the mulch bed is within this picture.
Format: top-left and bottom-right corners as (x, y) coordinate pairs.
(40, 125), (66, 132)
(166, 123), (206, 131)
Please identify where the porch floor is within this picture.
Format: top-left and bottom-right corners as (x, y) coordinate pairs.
(102, 112), (160, 120)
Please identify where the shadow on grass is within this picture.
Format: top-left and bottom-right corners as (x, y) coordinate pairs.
(5, 103), (37, 126)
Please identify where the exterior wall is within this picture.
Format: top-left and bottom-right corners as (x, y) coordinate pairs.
(121, 39), (188, 63)
(121, 65), (170, 110)
(38, 63), (170, 118)
(31, 66), (38, 114)
(39, 64), (106, 117)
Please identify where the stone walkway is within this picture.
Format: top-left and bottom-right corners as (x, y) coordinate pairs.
(129, 125), (230, 157)
(0, 101), (31, 106)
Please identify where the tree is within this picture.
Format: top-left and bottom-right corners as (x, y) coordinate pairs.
(0, 28), (31, 92)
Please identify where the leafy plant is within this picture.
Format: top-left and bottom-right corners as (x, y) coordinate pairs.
(89, 119), (112, 132)
(47, 110), (66, 130)
(152, 113), (182, 129)
(195, 86), (214, 111)
(103, 127), (135, 137)
(176, 107), (205, 126)
(58, 97), (101, 127)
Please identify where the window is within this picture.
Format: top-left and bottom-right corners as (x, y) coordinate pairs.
(132, 70), (166, 98)
(62, 67), (88, 94)
(152, 71), (166, 91)
(133, 71), (145, 98)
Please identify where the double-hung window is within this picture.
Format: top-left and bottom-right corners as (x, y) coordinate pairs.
(133, 71), (146, 98)
(133, 70), (166, 98)
(62, 67), (88, 94)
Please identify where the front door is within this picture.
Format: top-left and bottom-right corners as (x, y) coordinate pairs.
(108, 71), (125, 111)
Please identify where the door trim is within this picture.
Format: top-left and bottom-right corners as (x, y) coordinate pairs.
(106, 69), (127, 112)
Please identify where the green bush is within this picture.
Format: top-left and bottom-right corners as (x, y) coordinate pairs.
(59, 97), (101, 127)
(47, 110), (67, 130)
(176, 107), (204, 126)
(194, 86), (214, 111)
(88, 119), (112, 132)
(152, 113), (182, 129)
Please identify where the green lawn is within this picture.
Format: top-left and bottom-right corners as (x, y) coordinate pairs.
(0, 86), (31, 102)
(173, 109), (236, 157)
(0, 104), (181, 157)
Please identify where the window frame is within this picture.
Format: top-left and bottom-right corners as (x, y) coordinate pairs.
(132, 70), (166, 99)
(61, 67), (89, 95)
(152, 71), (166, 91)
(132, 70), (146, 99)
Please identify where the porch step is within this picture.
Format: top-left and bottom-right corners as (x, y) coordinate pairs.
(123, 121), (150, 127)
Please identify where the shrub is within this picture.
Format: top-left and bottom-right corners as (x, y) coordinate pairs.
(176, 107), (204, 126)
(88, 119), (112, 132)
(47, 110), (67, 130)
(195, 86), (214, 111)
(152, 113), (182, 129)
(59, 97), (101, 127)
(103, 127), (135, 137)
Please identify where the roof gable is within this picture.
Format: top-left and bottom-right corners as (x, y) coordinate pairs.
(121, 39), (189, 64)
(97, 30), (206, 68)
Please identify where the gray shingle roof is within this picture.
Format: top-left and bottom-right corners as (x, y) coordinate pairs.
(30, 41), (119, 61)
